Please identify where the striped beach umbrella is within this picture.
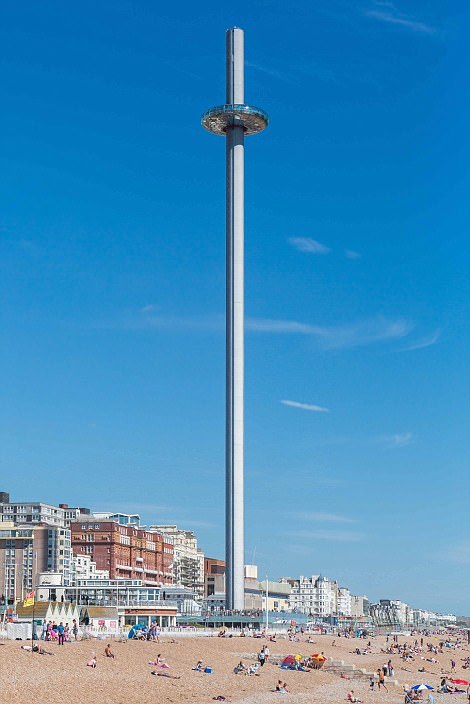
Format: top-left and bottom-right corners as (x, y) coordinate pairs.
(411, 684), (434, 691)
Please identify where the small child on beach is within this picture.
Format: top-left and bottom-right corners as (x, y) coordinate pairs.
(86, 654), (97, 668)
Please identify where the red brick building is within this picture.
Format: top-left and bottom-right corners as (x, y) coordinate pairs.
(204, 556), (226, 597)
(71, 518), (173, 585)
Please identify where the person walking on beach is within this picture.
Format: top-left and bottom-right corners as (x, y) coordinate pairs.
(451, 659), (456, 672)
(377, 668), (388, 692)
(72, 619), (78, 641)
(57, 622), (65, 646)
(258, 647), (266, 667)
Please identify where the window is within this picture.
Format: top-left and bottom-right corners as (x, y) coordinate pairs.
(94, 524), (100, 530)
(81, 524), (87, 530)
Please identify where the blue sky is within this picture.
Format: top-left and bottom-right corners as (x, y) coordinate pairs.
(1, 0), (469, 614)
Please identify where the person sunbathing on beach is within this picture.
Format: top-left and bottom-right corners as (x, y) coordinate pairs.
(151, 671), (181, 679)
(347, 690), (362, 702)
(21, 644), (53, 655)
(104, 644), (115, 658)
(86, 655), (97, 668)
(274, 680), (288, 693)
(233, 661), (246, 674)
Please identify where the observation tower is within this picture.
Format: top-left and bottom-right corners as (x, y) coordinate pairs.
(201, 28), (268, 610)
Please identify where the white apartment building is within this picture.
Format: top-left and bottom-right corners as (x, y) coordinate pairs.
(337, 586), (352, 615)
(150, 525), (204, 598)
(71, 553), (109, 583)
(316, 575), (338, 616)
(435, 612), (457, 624)
(59, 505), (92, 527)
(286, 575), (318, 613)
(286, 575), (338, 616)
(0, 499), (66, 527)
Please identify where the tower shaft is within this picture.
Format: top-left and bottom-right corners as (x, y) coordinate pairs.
(225, 27), (245, 611)
(202, 27), (268, 613)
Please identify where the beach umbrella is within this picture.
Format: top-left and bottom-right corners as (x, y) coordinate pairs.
(411, 684), (434, 691)
(281, 655), (295, 665)
(451, 679), (470, 686)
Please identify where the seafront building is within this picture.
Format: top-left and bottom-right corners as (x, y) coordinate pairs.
(258, 579), (291, 612)
(285, 575), (339, 616)
(0, 492), (67, 527)
(204, 557), (226, 598)
(369, 599), (457, 628)
(281, 575), (370, 619)
(351, 595), (370, 617)
(70, 517), (173, 585)
(337, 586), (352, 616)
(71, 553), (109, 582)
(150, 525), (205, 598)
(0, 521), (72, 602)
(0, 491), (459, 625)
(94, 512), (141, 527)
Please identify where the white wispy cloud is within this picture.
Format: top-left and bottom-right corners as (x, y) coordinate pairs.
(288, 237), (331, 254)
(288, 529), (363, 542)
(281, 399), (330, 413)
(345, 249), (361, 259)
(400, 329), (441, 352)
(247, 316), (413, 349)
(99, 310), (414, 350)
(364, 3), (435, 34)
(381, 432), (414, 448)
(291, 511), (355, 524)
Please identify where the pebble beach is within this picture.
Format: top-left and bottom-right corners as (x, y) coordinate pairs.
(1, 632), (468, 704)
